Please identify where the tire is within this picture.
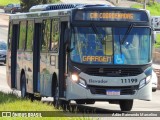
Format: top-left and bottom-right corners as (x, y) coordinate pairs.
(52, 75), (70, 110)
(53, 78), (60, 109)
(152, 88), (157, 92)
(21, 74), (27, 98)
(119, 100), (133, 111)
(30, 93), (41, 101)
(60, 100), (71, 111)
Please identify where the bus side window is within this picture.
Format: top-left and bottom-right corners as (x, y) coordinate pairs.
(41, 19), (51, 51)
(26, 21), (34, 51)
(19, 21), (27, 50)
(50, 20), (59, 52)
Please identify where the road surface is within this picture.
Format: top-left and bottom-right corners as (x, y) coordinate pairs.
(0, 5), (160, 119)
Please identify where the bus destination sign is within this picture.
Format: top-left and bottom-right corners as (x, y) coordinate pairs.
(74, 10), (148, 21)
(90, 12), (133, 20)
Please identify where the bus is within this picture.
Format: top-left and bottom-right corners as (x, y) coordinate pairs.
(7, 4), (153, 111)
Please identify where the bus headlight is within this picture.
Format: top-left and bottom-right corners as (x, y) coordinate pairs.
(71, 73), (87, 88)
(139, 75), (151, 89)
(71, 74), (79, 82)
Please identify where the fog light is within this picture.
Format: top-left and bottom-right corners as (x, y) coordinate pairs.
(71, 74), (79, 82)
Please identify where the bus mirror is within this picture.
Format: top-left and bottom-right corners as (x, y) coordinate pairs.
(64, 28), (71, 44)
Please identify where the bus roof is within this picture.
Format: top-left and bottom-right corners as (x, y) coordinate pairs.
(29, 4), (111, 12)
(10, 4), (148, 21)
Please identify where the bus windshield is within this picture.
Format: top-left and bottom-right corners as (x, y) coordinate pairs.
(70, 26), (151, 65)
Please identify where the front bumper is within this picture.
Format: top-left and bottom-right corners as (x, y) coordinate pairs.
(66, 77), (152, 101)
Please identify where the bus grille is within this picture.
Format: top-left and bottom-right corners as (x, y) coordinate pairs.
(84, 68), (142, 77)
(88, 85), (138, 95)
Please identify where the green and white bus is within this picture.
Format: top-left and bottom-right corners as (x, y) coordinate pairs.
(7, 4), (153, 111)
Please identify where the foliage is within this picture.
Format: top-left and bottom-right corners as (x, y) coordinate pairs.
(0, 92), (91, 119)
(155, 33), (160, 48)
(0, 92), (84, 120)
(20, 0), (60, 12)
(0, 0), (20, 6)
(131, 2), (160, 15)
(0, 92), (54, 111)
(131, 2), (160, 48)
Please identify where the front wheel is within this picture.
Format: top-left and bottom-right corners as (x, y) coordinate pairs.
(119, 100), (133, 111)
(152, 88), (157, 92)
(53, 82), (60, 108)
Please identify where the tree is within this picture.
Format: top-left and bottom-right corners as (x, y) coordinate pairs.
(20, 0), (53, 12)
(42, 0), (52, 4)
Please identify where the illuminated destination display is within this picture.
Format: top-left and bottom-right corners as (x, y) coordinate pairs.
(83, 56), (112, 63)
(90, 12), (133, 20)
(74, 10), (148, 21)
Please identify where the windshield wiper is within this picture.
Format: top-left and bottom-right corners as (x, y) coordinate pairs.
(90, 23), (104, 44)
(121, 23), (135, 45)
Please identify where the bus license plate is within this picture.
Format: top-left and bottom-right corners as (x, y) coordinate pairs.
(106, 90), (120, 95)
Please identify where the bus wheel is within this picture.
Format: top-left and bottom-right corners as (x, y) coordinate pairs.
(34, 97), (41, 101)
(53, 81), (60, 109)
(60, 100), (70, 111)
(119, 100), (133, 111)
(21, 74), (27, 98)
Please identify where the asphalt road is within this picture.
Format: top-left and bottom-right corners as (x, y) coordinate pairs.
(0, 8), (160, 119)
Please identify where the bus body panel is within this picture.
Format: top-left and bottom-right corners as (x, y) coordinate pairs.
(79, 72), (145, 86)
(6, 50), (11, 87)
(7, 23), (19, 89)
(39, 18), (60, 97)
(24, 52), (34, 93)
(16, 51), (23, 90)
(66, 73), (152, 100)
(40, 53), (59, 97)
(39, 52), (48, 95)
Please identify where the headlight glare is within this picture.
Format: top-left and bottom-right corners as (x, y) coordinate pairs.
(71, 74), (79, 82)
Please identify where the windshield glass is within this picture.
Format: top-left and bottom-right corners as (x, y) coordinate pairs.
(70, 26), (151, 65)
(0, 42), (7, 50)
(114, 27), (151, 64)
